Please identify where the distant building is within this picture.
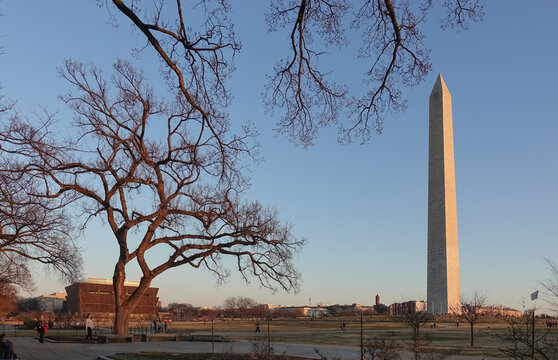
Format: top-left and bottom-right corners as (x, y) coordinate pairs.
(36, 292), (67, 313)
(389, 301), (427, 315)
(65, 278), (159, 316)
(279, 306), (328, 317)
(375, 294), (380, 306)
(303, 306), (328, 317)
(473, 305), (522, 317)
(373, 303), (389, 315)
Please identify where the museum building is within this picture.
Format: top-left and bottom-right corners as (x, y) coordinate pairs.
(65, 278), (159, 315)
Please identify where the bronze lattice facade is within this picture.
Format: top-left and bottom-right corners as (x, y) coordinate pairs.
(65, 279), (159, 316)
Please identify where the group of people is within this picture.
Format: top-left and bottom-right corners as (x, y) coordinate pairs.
(150, 319), (168, 333)
(36, 313), (95, 343)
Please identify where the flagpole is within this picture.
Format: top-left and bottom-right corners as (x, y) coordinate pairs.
(530, 290), (538, 360)
(532, 309), (535, 360)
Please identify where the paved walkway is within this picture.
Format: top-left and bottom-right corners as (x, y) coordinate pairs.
(8, 337), (502, 360)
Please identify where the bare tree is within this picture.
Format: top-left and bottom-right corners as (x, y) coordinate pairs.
(237, 296), (259, 318)
(223, 296), (238, 318)
(396, 310), (433, 359)
(0, 59), (304, 334)
(165, 302), (194, 321)
(223, 296), (260, 318)
(459, 291), (488, 347)
(365, 334), (400, 360)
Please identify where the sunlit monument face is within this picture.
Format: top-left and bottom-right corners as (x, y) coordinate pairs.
(427, 75), (461, 315)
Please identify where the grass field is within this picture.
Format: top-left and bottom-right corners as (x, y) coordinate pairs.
(151, 317), (552, 358)
(1, 316), (553, 358)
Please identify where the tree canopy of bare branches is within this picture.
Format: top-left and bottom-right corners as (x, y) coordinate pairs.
(105, 0), (484, 148)
(459, 291), (488, 346)
(0, 57), (304, 333)
(0, 88), (81, 289)
(396, 310), (433, 349)
(265, 0), (484, 146)
(0, 170), (82, 283)
(365, 334), (401, 360)
(0, 278), (18, 318)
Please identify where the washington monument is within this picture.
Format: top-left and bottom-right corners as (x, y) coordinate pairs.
(427, 74), (461, 314)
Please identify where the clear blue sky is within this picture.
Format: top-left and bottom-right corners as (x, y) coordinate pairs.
(1, 1), (556, 312)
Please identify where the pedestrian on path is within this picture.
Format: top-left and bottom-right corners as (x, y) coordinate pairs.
(85, 314), (94, 342)
(36, 316), (46, 343)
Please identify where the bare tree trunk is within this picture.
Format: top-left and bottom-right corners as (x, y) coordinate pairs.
(114, 303), (132, 334)
(470, 323), (474, 346)
(113, 258), (129, 334)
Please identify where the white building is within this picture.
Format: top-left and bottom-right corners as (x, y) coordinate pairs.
(37, 292), (67, 312)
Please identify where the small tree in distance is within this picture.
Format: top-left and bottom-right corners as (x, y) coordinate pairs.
(165, 302), (194, 321)
(365, 334), (400, 360)
(459, 291), (488, 347)
(396, 309), (433, 359)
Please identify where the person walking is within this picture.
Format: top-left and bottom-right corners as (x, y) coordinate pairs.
(85, 313), (94, 342)
(36, 316), (46, 343)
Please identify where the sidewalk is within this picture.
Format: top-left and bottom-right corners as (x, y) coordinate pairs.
(9, 337), (502, 360)
(9, 337), (349, 360)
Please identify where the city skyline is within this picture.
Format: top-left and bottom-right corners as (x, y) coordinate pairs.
(0, 2), (556, 313)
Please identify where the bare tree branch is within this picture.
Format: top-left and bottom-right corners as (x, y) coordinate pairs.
(441, 0), (484, 31)
(265, 0), (349, 148)
(541, 258), (558, 313)
(0, 124), (82, 283)
(267, 0), (483, 145)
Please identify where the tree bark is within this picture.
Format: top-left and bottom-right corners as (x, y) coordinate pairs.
(114, 303), (132, 334)
(470, 323), (474, 346)
(113, 257), (129, 334)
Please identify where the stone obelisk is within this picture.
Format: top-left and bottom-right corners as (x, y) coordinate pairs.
(427, 74), (461, 314)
